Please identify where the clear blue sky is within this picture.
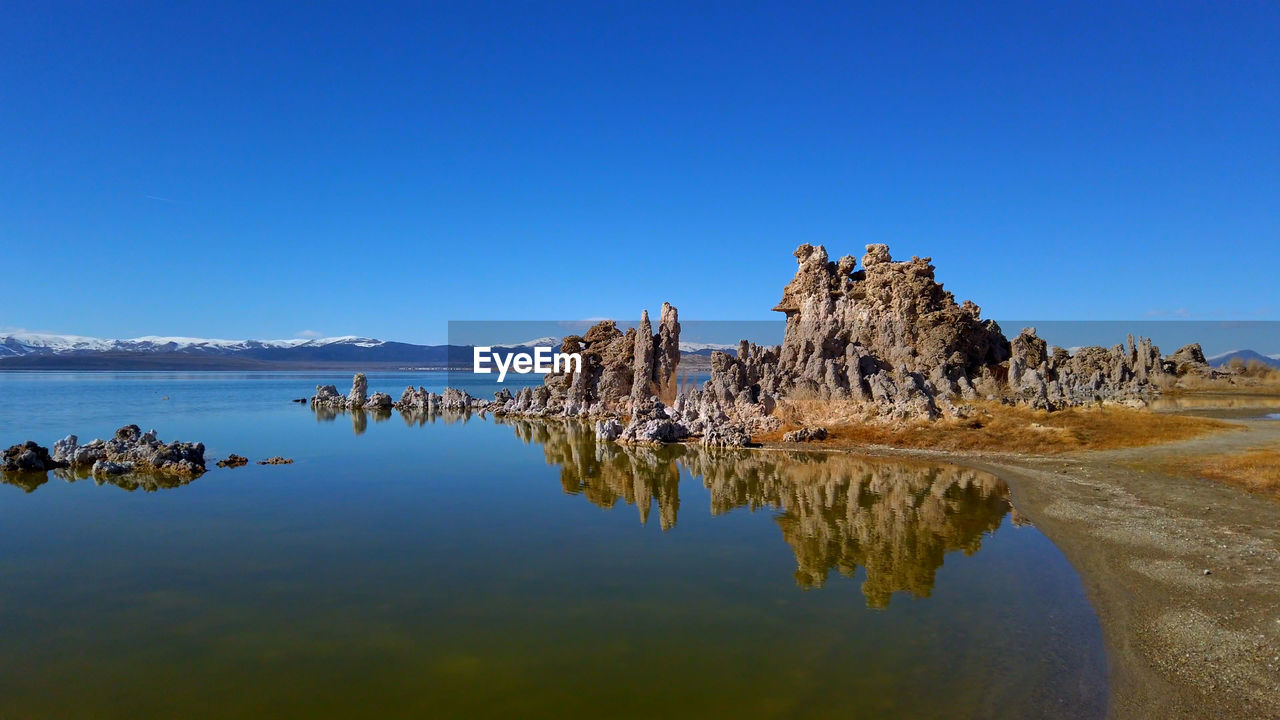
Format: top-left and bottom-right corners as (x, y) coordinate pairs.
(2, 1), (1276, 344)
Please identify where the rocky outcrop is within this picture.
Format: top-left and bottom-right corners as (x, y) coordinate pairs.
(307, 243), (1211, 444)
(486, 305), (681, 418)
(782, 427), (827, 443)
(311, 374), (402, 411)
(302, 306), (683, 437)
(365, 392), (393, 410)
(694, 243), (1178, 429)
(701, 423), (751, 448)
(617, 398), (690, 445)
(347, 373), (368, 407)
(395, 386), (438, 412)
(312, 384), (344, 406)
(1, 441), (62, 473)
(257, 456), (293, 465)
(217, 454), (249, 468)
(48, 425), (206, 478)
(1168, 343), (1212, 377)
(1008, 329), (1170, 410)
(595, 418), (623, 441)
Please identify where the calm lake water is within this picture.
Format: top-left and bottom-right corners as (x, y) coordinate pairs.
(0, 371), (1107, 719)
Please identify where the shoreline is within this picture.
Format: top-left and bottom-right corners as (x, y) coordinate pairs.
(750, 419), (1280, 719)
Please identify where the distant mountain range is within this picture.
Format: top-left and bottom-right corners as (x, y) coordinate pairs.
(0, 333), (737, 370)
(1206, 349), (1280, 369)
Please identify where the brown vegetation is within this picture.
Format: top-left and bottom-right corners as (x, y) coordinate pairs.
(1226, 357), (1280, 378)
(1173, 359), (1280, 393)
(1179, 447), (1280, 499)
(760, 398), (1234, 454)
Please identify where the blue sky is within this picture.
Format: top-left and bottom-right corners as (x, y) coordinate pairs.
(2, 1), (1276, 344)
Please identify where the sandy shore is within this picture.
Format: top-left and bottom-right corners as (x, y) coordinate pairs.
(798, 415), (1280, 719)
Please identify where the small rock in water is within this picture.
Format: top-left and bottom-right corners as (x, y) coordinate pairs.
(257, 456), (294, 465)
(291, 398), (308, 404)
(217, 454), (249, 468)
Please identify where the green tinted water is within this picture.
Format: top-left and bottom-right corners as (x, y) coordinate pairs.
(0, 372), (1106, 718)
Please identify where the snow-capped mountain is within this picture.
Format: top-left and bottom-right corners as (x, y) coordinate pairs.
(0, 333), (384, 357)
(499, 336), (562, 348)
(0, 331), (743, 369)
(0, 332), (439, 369)
(679, 341), (739, 353)
(1206, 349), (1280, 369)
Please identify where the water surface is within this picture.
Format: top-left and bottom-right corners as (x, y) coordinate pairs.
(0, 372), (1107, 718)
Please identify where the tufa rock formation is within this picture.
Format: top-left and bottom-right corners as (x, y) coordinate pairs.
(783, 427), (828, 443)
(1, 441), (62, 473)
(1167, 343), (1213, 377)
(49, 425), (206, 478)
(1007, 328), (1169, 410)
(217, 454), (249, 468)
(687, 243), (1180, 431)
(308, 244), (1205, 444)
(312, 373), (401, 412)
(257, 456), (294, 465)
(488, 303), (681, 420)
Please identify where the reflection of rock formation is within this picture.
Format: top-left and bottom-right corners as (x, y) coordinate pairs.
(2, 464), (198, 493)
(1, 471), (48, 493)
(686, 452), (1009, 605)
(499, 418), (1010, 606)
(498, 417), (683, 529)
(311, 405), (393, 434)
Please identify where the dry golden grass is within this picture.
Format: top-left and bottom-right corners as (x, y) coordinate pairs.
(1227, 358), (1280, 379)
(1173, 359), (1280, 394)
(1182, 448), (1280, 499)
(760, 399), (1234, 455)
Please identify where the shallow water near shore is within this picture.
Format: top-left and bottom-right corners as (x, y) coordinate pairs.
(0, 371), (1107, 719)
